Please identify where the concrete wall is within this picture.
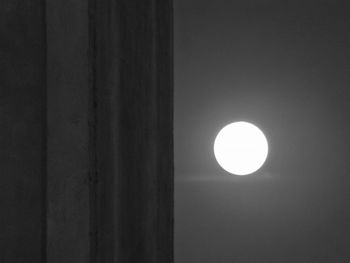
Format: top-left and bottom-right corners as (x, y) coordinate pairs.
(0, 0), (173, 262)
(94, 1), (173, 262)
(0, 1), (46, 262)
(46, 0), (90, 262)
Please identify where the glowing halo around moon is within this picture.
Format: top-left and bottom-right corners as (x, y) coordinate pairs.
(214, 121), (268, 176)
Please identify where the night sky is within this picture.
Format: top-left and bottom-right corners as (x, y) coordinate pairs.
(175, 1), (350, 262)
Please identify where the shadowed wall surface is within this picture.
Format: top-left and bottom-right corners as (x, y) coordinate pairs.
(0, 0), (173, 262)
(94, 0), (173, 262)
(46, 0), (90, 262)
(0, 1), (46, 262)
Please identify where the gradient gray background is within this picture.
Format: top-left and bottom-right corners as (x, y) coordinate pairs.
(175, 1), (350, 262)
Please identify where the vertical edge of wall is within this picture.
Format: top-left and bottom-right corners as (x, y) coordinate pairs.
(46, 0), (173, 261)
(154, 1), (174, 262)
(46, 0), (91, 261)
(94, 0), (174, 262)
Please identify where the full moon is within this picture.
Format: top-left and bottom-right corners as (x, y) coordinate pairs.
(214, 121), (268, 176)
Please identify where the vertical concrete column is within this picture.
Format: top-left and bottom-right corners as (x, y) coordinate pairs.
(0, 1), (46, 262)
(46, 0), (90, 262)
(93, 0), (173, 262)
(45, 0), (173, 262)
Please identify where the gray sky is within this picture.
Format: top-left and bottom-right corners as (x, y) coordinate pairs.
(175, 1), (350, 262)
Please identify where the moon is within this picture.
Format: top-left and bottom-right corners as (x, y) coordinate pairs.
(214, 121), (268, 176)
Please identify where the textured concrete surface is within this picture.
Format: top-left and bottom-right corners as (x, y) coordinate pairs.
(0, 1), (46, 262)
(94, 1), (173, 262)
(0, 1), (173, 262)
(46, 0), (90, 262)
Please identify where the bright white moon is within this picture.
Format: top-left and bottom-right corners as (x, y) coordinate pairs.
(214, 121), (268, 176)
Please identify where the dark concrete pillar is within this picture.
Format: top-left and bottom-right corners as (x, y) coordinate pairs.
(0, 0), (173, 262)
(46, 0), (90, 262)
(0, 1), (46, 262)
(93, 1), (174, 262)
